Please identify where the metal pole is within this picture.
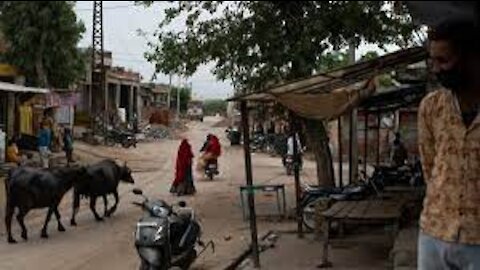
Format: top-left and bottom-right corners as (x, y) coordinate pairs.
(290, 113), (303, 238)
(338, 117), (343, 188)
(364, 111), (368, 174)
(376, 112), (381, 165)
(240, 101), (260, 268)
(348, 41), (357, 185)
(99, 2), (107, 139)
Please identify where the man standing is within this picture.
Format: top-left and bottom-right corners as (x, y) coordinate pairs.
(37, 123), (51, 168)
(390, 132), (408, 167)
(418, 19), (480, 269)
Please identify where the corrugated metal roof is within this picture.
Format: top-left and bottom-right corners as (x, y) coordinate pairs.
(359, 84), (426, 112)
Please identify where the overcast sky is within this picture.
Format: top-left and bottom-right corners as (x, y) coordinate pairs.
(74, 1), (392, 100)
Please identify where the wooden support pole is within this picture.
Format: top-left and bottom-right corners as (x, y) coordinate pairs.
(364, 111), (368, 174)
(240, 101), (260, 268)
(376, 112), (381, 166)
(348, 110), (354, 185)
(348, 42), (358, 185)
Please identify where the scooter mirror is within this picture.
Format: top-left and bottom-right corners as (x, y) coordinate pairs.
(178, 201), (187, 207)
(132, 188), (143, 195)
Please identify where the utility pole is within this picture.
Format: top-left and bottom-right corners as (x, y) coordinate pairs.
(240, 101), (260, 268)
(168, 73), (172, 109)
(92, 1), (105, 136)
(176, 75), (181, 121)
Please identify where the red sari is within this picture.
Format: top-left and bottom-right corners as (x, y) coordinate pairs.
(170, 139), (195, 195)
(197, 135), (222, 172)
(206, 135), (221, 157)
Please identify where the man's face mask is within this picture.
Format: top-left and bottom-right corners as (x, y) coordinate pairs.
(435, 65), (464, 91)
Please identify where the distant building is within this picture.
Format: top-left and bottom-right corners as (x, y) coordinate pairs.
(0, 34), (50, 138)
(76, 50), (142, 124)
(151, 83), (170, 108)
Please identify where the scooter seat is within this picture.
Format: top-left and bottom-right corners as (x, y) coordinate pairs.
(328, 193), (349, 200)
(305, 186), (342, 194)
(342, 185), (365, 194)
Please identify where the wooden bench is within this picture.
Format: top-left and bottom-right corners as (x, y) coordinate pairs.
(318, 199), (404, 268)
(239, 184), (286, 220)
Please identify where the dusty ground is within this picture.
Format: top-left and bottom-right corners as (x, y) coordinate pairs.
(0, 117), (317, 270)
(240, 228), (393, 270)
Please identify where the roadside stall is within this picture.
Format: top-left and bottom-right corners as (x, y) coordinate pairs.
(227, 46), (427, 267)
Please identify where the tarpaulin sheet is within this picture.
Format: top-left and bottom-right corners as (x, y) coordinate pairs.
(275, 81), (374, 120)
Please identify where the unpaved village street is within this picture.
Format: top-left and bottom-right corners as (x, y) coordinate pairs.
(0, 117), (319, 270)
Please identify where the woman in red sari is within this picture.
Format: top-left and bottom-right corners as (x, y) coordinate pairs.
(170, 139), (196, 196)
(197, 134), (222, 172)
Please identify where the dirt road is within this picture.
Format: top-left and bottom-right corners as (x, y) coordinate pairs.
(0, 117), (316, 270)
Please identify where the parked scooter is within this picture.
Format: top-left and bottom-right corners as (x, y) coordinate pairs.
(132, 189), (214, 270)
(300, 171), (381, 231)
(225, 127), (241, 146)
(204, 159), (219, 180)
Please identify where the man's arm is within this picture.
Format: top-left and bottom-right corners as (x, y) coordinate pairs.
(418, 97), (435, 182)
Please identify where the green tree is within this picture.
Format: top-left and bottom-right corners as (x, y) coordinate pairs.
(360, 51), (395, 88)
(0, 1), (85, 88)
(169, 86), (191, 113)
(204, 99), (227, 116)
(360, 51), (380, 61)
(141, 1), (416, 186)
(317, 51), (350, 72)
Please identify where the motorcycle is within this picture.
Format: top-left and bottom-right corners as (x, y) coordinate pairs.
(105, 128), (137, 148)
(264, 134), (276, 156)
(225, 128), (241, 146)
(250, 133), (266, 152)
(132, 189), (214, 270)
(300, 171), (381, 231)
(371, 163), (420, 188)
(409, 159), (424, 187)
(284, 154), (303, 176)
(285, 155), (294, 176)
(204, 159), (219, 180)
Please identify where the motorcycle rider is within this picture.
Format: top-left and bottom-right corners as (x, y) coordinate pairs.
(197, 134), (222, 172)
(285, 130), (303, 168)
